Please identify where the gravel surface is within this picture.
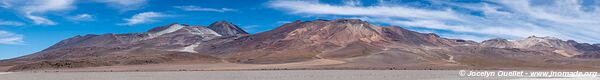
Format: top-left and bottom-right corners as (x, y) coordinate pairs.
(0, 70), (597, 80)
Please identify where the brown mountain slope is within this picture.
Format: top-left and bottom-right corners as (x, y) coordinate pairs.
(481, 36), (600, 58)
(2, 19), (600, 71)
(200, 19), (475, 64)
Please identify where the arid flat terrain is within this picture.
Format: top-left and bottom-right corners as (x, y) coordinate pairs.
(1, 70), (598, 80)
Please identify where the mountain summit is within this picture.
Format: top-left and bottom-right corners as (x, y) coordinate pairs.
(207, 21), (248, 36)
(3, 19), (600, 71)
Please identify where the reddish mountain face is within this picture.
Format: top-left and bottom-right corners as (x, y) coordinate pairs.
(203, 19), (477, 63)
(3, 19), (600, 71)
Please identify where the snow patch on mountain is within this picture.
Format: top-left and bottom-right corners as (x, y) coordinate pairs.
(186, 27), (222, 40)
(146, 24), (185, 39)
(180, 43), (199, 53)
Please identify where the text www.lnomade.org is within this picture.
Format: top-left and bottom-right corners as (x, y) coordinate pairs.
(459, 70), (598, 77)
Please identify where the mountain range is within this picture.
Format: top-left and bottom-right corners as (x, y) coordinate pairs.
(2, 19), (600, 71)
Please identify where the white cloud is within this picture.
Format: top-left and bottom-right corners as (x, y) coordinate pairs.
(484, 0), (600, 42)
(96, 0), (147, 12)
(68, 14), (94, 21)
(2, 0), (75, 25)
(269, 0), (600, 43)
(22, 0), (74, 25)
(240, 25), (260, 33)
(174, 6), (237, 13)
(0, 30), (24, 44)
(25, 14), (57, 25)
(1, 0), (12, 8)
(269, 1), (464, 22)
(1, 0), (148, 25)
(275, 21), (292, 24)
(20, 0), (75, 14)
(343, 0), (362, 6)
(119, 12), (169, 26)
(0, 20), (24, 26)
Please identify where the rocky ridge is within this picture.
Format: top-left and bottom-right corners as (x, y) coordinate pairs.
(3, 19), (600, 71)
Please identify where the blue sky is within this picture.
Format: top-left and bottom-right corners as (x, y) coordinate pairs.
(0, 0), (599, 59)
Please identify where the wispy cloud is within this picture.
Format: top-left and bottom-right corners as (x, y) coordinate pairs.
(0, 30), (24, 44)
(174, 5), (237, 13)
(68, 13), (94, 21)
(2, 0), (148, 25)
(2, 0), (75, 25)
(0, 19), (24, 26)
(1, 0), (12, 8)
(96, 0), (147, 12)
(119, 12), (169, 26)
(275, 21), (291, 24)
(24, 0), (75, 25)
(269, 0), (600, 43)
(269, 1), (464, 22)
(25, 14), (57, 25)
(343, 0), (362, 6)
(240, 25), (261, 33)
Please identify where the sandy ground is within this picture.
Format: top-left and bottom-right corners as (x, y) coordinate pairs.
(18, 59), (348, 72)
(0, 72), (12, 75)
(0, 70), (598, 80)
